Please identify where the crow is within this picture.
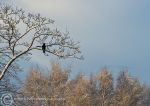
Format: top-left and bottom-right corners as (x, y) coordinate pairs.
(42, 43), (46, 53)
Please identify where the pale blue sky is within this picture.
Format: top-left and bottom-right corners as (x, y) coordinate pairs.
(3, 0), (150, 84)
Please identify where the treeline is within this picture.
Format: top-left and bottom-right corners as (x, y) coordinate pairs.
(15, 63), (150, 106)
(1, 63), (150, 106)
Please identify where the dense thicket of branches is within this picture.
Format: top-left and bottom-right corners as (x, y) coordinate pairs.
(19, 63), (150, 106)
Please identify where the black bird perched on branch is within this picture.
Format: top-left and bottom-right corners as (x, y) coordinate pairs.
(42, 43), (46, 53)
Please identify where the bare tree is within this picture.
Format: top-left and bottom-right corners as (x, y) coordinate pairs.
(0, 5), (82, 80)
(142, 86), (150, 106)
(22, 64), (150, 106)
(23, 69), (47, 105)
(47, 62), (70, 106)
(23, 63), (70, 106)
(114, 71), (143, 106)
(65, 73), (94, 106)
(97, 68), (114, 106)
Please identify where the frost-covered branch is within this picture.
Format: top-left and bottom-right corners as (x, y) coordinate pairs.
(0, 5), (82, 80)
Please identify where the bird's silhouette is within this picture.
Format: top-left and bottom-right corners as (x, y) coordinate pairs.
(42, 43), (46, 53)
